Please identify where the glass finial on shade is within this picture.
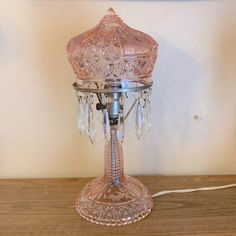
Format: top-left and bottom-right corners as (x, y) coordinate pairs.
(106, 7), (116, 14)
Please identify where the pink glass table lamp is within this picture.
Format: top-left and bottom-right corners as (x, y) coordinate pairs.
(67, 8), (158, 226)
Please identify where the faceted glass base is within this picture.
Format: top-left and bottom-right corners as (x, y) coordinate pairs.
(75, 175), (153, 226)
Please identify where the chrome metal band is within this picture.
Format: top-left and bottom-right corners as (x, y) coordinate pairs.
(72, 81), (153, 93)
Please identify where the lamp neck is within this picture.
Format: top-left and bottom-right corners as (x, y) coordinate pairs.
(104, 127), (124, 186)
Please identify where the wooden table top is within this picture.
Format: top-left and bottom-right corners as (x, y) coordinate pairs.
(0, 176), (236, 236)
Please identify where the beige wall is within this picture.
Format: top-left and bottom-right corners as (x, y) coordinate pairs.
(0, 0), (236, 178)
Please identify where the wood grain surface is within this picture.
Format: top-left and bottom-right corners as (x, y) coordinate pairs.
(0, 176), (236, 236)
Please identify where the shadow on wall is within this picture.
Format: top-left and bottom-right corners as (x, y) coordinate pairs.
(127, 36), (204, 175)
(209, 15), (236, 173)
(134, 16), (236, 175)
(0, 29), (6, 65)
(0, 23), (16, 65)
(0, 21), (23, 175)
(0, 18), (27, 67)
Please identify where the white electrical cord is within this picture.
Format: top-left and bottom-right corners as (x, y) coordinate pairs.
(152, 183), (236, 198)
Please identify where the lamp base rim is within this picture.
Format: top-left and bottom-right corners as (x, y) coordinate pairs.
(75, 175), (153, 226)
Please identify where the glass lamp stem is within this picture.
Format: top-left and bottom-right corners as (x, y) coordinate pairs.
(104, 127), (124, 186)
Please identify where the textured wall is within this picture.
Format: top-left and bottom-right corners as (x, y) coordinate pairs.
(0, 0), (236, 178)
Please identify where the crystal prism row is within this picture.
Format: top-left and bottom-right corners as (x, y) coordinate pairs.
(76, 88), (151, 144)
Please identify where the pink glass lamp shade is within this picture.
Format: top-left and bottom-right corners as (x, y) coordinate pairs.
(67, 8), (158, 226)
(67, 7), (157, 92)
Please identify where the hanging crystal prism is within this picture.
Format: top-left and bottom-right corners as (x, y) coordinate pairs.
(85, 94), (96, 145)
(142, 88), (152, 136)
(117, 108), (125, 143)
(135, 98), (144, 140)
(103, 108), (110, 141)
(117, 95), (125, 143)
(142, 99), (150, 137)
(76, 92), (85, 134)
(147, 89), (152, 132)
(100, 94), (110, 141)
(146, 97), (151, 132)
(83, 93), (89, 132)
(87, 105), (96, 145)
